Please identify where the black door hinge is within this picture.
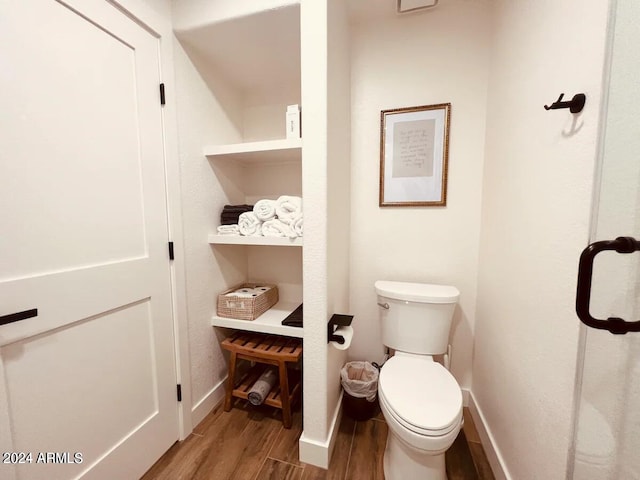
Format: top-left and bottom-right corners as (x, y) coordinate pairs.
(176, 384), (182, 402)
(160, 83), (166, 106)
(168, 241), (174, 260)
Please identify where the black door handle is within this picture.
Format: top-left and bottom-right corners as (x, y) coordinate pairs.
(576, 236), (640, 334)
(0, 309), (38, 326)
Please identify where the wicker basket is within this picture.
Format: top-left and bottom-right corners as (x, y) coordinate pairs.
(216, 283), (279, 321)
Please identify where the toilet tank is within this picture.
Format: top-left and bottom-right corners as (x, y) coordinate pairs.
(375, 280), (460, 355)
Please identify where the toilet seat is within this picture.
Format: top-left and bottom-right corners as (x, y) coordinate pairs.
(379, 355), (462, 436)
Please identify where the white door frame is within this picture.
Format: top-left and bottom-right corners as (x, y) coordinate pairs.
(108, 0), (193, 440)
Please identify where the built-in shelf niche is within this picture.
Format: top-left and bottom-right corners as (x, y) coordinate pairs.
(205, 136), (302, 209)
(179, 2), (304, 337)
(210, 243), (303, 337)
(211, 300), (302, 338)
(175, 4), (301, 143)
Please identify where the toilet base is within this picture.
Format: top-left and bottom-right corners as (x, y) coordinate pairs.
(383, 431), (447, 480)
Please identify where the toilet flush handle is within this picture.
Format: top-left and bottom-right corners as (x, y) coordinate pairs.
(377, 302), (389, 309)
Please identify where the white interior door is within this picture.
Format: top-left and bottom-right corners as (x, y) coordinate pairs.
(0, 1), (178, 479)
(570, 0), (640, 478)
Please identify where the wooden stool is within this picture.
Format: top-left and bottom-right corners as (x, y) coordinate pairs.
(221, 331), (302, 428)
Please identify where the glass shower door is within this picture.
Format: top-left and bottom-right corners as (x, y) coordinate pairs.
(569, 0), (640, 478)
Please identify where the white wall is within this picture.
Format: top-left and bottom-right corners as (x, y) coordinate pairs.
(348, 0), (491, 390)
(299, 0), (351, 467)
(326, 0), (352, 435)
(172, 38), (247, 422)
(299, 0), (332, 460)
(472, 0), (610, 478)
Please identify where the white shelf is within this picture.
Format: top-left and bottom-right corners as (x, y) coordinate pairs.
(211, 300), (303, 338)
(203, 138), (302, 164)
(208, 234), (302, 246)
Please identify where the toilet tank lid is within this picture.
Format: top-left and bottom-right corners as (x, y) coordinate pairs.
(375, 281), (460, 304)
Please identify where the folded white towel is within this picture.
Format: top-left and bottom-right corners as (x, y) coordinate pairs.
(262, 218), (296, 238)
(275, 195), (302, 225)
(253, 199), (277, 221)
(217, 224), (239, 235)
(238, 212), (262, 236)
(248, 367), (278, 406)
(291, 213), (303, 237)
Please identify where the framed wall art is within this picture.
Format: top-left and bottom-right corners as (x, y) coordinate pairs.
(379, 103), (451, 207)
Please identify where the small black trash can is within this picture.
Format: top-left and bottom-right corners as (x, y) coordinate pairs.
(340, 361), (379, 421)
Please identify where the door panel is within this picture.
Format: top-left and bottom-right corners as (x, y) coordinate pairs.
(0, 0), (177, 478)
(3, 301), (157, 480)
(1, 0), (149, 281)
(570, 0), (640, 478)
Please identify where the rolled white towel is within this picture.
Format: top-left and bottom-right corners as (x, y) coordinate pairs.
(275, 195), (302, 225)
(262, 218), (296, 238)
(291, 213), (303, 237)
(248, 367), (278, 406)
(238, 212), (262, 236)
(253, 199), (277, 221)
(217, 224), (239, 235)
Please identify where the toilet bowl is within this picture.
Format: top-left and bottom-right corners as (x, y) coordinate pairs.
(572, 402), (615, 480)
(378, 353), (463, 480)
(375, 280), (462, 480)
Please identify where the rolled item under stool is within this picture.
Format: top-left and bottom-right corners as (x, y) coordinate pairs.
(248, 367), (278, 405)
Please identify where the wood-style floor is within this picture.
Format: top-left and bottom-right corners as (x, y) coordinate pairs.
(142, 400), (494, 480)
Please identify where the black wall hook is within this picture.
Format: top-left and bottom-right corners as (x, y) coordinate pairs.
(544, 93), (586, 114)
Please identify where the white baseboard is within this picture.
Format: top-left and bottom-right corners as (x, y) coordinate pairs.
(299, 392), (343, 469)
(191, 377), (227, 429)
(467, 391), (510, 480)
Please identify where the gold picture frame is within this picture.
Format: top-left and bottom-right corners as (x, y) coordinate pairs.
(379, 103), (451, 207)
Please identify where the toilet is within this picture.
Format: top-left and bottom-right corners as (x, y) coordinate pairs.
(572, 402), (615, 480)
(375, 280), (462, 480)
